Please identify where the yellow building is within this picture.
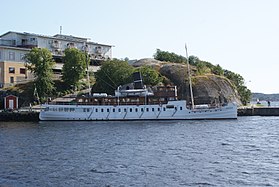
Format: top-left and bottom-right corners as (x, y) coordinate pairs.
(0, 46), (31, 88)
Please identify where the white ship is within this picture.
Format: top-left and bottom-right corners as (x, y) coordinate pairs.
(39, 45), (237, 121)
(39, 74), (237, 121)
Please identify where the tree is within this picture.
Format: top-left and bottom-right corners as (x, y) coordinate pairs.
(62, 48), (87, 89)
(196, 61), (211, 75)
(238, 85), (252, 105)
(154, 49), (187, 63)
(93, 59), (134, 94)
(24, 48), (55, 101)
(211, 64), (224, 76)
(188, 55), (200, 65)
(137, 65), (162, 86)
(224, 70), (252, 105)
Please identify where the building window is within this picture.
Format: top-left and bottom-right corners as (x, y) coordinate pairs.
(20, 68), (26, 74)
(9, 52), (15, 60)
(22, 39), (28, 45)
(67, 42), (75, 48)
(20, 53), (25, 61)
(10, 77), (14, 83)
(95, 46), (102, 54)
(30, 38), (36, 42)
(9, 67), (15, 73)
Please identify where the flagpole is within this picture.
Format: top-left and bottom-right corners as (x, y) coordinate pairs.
(185, 44), (195, 109)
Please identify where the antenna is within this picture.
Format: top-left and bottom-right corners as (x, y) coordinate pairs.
(60, 26), (62, 35)
(185, 43), (195, 109)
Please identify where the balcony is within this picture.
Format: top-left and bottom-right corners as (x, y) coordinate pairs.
(17, 39), (38, 49)
(51, 40), (61, 49)
(0, 39), (16, 46)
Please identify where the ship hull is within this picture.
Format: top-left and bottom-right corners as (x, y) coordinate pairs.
(39, 101), (237, 121)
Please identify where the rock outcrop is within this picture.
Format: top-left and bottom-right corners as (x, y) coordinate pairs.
(132, 58), (241, 105)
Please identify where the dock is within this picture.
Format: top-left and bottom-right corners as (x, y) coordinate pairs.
(0, 111), (39, 122)
(238, 107), (279, 116)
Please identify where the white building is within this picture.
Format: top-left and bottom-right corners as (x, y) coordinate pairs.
(0, 31), (113, 88)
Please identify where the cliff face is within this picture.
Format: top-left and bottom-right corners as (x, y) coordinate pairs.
(133, 58), (241, 105)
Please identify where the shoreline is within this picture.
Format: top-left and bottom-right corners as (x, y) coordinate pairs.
(1, 107), (279, 122)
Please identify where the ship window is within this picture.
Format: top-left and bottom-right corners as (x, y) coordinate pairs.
(96, 108), (98, 112)
(113, 108), (115, 112)
(59, 108), (63, 112)
(87, 108), (90, 112)
(70, 108), (75, 112)
(101, 109), (104, 112)
(124, 108), (127, 112)
(152, 108), (154, 112)
(107, 109), (110, 112)
(64, 108), (68, 112)
(118, 108), (121, 112)
(180, 107), (183, 110)
(141, 108), (144, 112)
(130, 108), (132, 112)
(158, 108), (160, 111)
(146, 108), (149, 112)
(45, 107), (49, 111)
(163, 108), (166, 111)
(135, 108), (138, 112)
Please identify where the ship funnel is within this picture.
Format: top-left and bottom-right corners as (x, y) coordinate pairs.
(133, 72), (144, 89)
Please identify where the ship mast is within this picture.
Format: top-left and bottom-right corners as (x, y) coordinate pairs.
(185, 44), (195, 109)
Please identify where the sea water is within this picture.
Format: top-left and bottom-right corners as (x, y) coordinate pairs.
(0, 117), (279, 186)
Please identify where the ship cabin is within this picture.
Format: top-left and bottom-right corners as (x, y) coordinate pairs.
(51, 86), (178, 106)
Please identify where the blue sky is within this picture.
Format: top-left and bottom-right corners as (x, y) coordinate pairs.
(2, 0), (279, 93)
